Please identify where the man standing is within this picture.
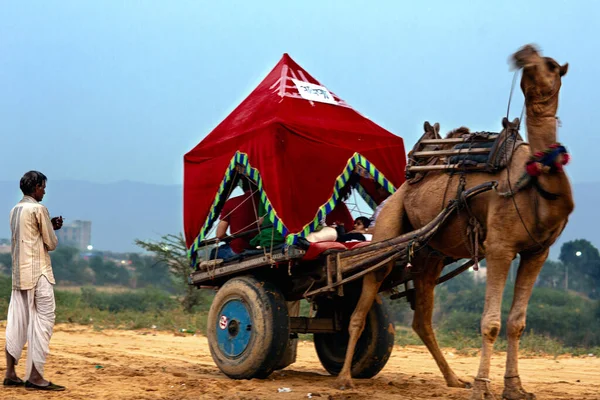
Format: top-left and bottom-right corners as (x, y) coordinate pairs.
(3, 171), (65, 391)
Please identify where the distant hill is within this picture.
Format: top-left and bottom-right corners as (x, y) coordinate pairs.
(0, 180), (597, 258)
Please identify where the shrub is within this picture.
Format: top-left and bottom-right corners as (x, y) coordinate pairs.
(80, 286), (178, 313)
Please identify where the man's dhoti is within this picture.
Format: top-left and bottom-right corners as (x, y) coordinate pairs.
(5, 276), (55, 379)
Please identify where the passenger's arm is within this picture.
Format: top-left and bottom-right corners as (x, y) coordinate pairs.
(216, 220), (229, 239)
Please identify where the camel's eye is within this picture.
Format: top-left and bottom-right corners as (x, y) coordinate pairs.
(545, 59), (557, 72)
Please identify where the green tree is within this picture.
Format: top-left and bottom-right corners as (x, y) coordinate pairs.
(559, 239), (600, 296)
(438, 260), (482, 294)
(51, 246), (94, 284)
(135, 233), (204, 313)
(129, 253), (175, 292)
(537, 260), (564, 289)
(89, 255), (131, 286)
(0, 253), (11, 275)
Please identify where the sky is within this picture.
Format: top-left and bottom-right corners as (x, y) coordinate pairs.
(1, 0), (598, 185)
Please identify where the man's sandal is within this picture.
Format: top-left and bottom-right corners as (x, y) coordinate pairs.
(25, 381), (66, 391)
(3, 378), (25, 387)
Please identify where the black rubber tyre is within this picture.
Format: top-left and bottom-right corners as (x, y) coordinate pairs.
(274, 334), (298, 370)
(314, 295), (395, 378)
(207, 275), (290, 379)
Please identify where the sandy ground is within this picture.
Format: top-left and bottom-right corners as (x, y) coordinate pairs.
(0, 324), (599, 400)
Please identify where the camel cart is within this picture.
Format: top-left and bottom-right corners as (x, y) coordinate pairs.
(183, 53), (505, 380)
(188, 179), (494, 380)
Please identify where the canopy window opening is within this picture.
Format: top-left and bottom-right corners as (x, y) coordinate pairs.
(194, 174), (277, 264)
(193, 163), (394, 266)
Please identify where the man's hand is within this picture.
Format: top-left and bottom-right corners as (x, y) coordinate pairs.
(51, 216), (64, 231)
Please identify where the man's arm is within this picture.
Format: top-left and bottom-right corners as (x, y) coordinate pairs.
(38, 207), (58, 251)
(216, 220), (229, 239)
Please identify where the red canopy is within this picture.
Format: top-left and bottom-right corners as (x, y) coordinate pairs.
(184, 54), (406, 252)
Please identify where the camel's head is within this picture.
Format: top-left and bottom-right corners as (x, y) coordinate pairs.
(423, 121), (440, 137)
(511, 44), (568, 107)
(502, 116), (521, 132)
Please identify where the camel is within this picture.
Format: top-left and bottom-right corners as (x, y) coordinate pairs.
(336, 44), (573, 400)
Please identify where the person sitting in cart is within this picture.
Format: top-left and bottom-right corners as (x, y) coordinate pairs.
(325, 201), (354, 232)
(248, 201), (285, 251)
(302, 176), (370, 245)
(336, 216), (372, 242)
(211, 178), (261, 260)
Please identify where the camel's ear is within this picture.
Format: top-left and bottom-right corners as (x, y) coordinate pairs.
(434, 123), (440, 136)
(559, 63), (569, 77)
(502, 117), (519, 130)
(424, 121), (432, 132)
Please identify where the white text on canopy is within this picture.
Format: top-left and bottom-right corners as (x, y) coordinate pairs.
(291, 79), (337, 105)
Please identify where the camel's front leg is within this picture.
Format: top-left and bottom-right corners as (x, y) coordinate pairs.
(412, 256), (471, 388)
(502, 250), (548, 400)
(471, 248), (514, 400)
(336, 265), (392, 389)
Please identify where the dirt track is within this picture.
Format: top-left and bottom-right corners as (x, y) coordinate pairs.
(1, 324), (599, 400)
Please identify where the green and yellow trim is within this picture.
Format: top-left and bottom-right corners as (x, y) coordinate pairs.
(285, 153), (395, 245)
(187, 151), (287, 260)
(187, 151), (396, 263)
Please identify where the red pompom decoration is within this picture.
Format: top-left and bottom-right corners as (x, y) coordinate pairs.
(534, 151), (545, 158)
(554, 162), (564, 172)
(549, 143), (560, 149)
(526, 162), (542, 176)
(561, 153), (570, 165)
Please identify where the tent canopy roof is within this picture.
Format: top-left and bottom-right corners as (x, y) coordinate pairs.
(184, 53), (406, 251)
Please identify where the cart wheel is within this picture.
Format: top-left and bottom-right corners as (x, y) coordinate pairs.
(314, 295), (395, 378)
(207, 275), (290, 379)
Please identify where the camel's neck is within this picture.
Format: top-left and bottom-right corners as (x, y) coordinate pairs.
(523, 99), (574, 221)
(525, 99), (560, 155)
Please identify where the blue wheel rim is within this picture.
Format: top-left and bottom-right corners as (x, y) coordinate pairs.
(216, 299), (253, 358)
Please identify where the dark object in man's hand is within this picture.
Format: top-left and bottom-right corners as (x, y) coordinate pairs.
(51, 216), (64, 231)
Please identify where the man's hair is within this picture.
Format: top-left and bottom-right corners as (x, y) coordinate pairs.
(20, 171), (47, 196)
(354, 216), (371, 227)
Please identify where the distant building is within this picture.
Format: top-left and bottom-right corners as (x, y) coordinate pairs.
(56, 220), (92, 251)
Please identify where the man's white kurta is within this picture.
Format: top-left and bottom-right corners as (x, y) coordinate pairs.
(9, 196), (58, 290)
(5, 195), (58, 378)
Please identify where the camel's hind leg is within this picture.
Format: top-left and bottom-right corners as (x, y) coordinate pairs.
(411, 253), (471, 388)
(334, 186), (407, 389)
(335, 264), (394, 389)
